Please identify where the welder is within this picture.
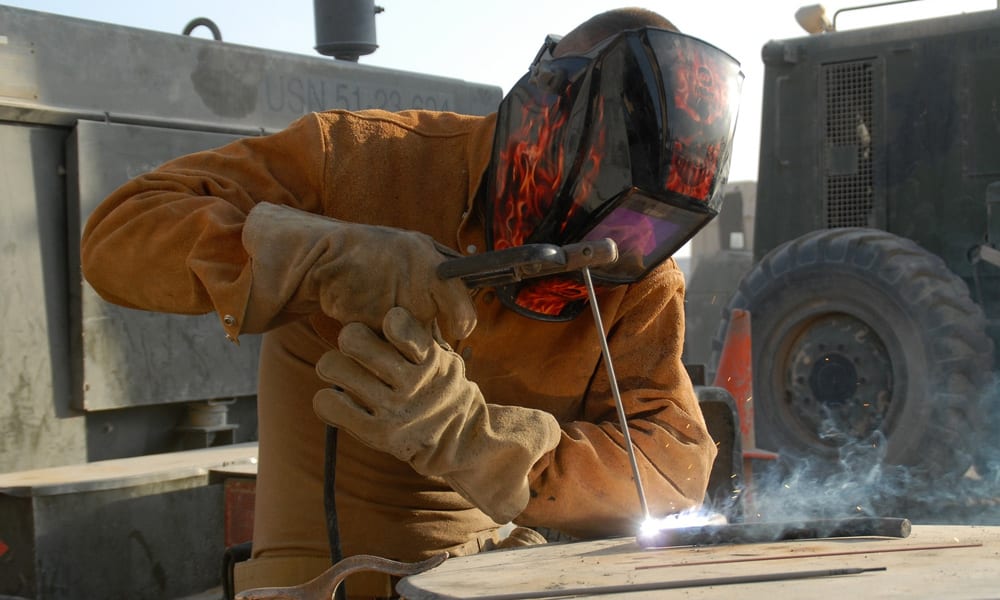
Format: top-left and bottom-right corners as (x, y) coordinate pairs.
(80, 7), (742, 599)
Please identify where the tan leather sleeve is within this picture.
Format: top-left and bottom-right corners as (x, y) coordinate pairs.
(80, 113), (330, 340)
(516, 262), (717, 539)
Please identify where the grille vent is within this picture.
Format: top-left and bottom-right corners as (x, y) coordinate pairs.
(823, 60), (875, 228)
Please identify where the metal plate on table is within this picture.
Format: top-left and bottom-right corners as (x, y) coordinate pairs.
(397, 525), (1000, 599)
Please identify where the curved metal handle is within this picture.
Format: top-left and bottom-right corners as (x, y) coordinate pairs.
(236, 553), (448, 600)
(182, 17), (223, 41)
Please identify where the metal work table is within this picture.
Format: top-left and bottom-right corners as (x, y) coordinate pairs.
(397, 524), (1000, 599)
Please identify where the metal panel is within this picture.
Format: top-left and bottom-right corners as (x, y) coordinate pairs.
(0, 123), (88, 472)
(0, 5), (502, 132)
(963, 55), (1000, 177)
(70, 120), (261, 410)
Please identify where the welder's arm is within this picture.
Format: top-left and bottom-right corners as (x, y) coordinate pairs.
(313, 307), (562, 525)
(313, 263), (713, 533)
(80, 113), (474, 341)
(81, 114), (326, 336)
(241, 203), (476, 341)
(516, 264), (717, 539)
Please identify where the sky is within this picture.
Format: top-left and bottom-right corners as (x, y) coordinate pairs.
(5, 0), (996, 182)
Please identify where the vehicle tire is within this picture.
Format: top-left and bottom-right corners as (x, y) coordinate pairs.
(710, 228), (994, 482)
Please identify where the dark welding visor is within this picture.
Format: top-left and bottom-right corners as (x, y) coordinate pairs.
(486, 27), (743, 320)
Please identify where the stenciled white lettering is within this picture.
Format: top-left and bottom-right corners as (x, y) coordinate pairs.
(262, 75), (452, 115)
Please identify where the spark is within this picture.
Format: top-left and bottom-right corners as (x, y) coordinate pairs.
(638, 508), (727, 538)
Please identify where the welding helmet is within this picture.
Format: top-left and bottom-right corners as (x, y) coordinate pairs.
(484, 27), (743, 321)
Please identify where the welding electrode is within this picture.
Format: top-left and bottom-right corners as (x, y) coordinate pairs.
(431, 567), (888, 600)
(582, 266), (651, 522)
(438, 242), (650, 522)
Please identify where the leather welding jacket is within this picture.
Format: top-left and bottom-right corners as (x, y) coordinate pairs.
(81, 109), (717, 575)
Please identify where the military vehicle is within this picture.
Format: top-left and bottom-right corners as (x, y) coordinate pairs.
(705, 3), (1000, 495)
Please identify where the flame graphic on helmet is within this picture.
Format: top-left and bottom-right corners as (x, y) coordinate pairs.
(513, 276), (590, 316)
(665, 43), (729, 202)
(490, 31), (741, 318)
(493, 97), (568, 250)
(493, 91), (608, 247)
(492, 90), (608, 316)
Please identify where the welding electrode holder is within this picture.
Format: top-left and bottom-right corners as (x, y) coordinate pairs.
(437, 239), (619, 289)
(437, 238), (655, 524)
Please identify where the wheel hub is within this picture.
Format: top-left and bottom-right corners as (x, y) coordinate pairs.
(783, 314), (893, 446)
(809, 353), (858, 404)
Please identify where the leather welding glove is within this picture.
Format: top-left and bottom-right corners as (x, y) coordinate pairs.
(241, 202), (476, 340)
(313, 306), (562, 524)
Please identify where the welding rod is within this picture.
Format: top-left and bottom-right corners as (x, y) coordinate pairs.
(582, 266), (650, 521)
(438, 567), (888, 600)
(437, 243), (646, 519)
(638, 516), (912, 548)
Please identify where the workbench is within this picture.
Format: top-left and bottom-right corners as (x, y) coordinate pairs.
(397, 524), (1000, 599)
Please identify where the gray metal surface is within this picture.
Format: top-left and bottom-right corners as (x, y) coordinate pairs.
(0, 444), (257, 600)
(0, 5), (501, 133)
(397, 525), (1000, 599)
(69, 120), (260, 411)
(0, 123), (88, 471)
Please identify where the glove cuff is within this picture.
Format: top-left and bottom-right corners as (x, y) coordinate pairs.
(440, 404), (562, 524)
(241, 202), (343, 330)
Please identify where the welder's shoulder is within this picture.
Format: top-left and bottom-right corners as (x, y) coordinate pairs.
(642, 257), (686, 291)
(612, 258), (686, 315)
(310, 108), (497, 140)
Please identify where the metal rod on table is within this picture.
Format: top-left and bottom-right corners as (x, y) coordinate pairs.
(635, 542), (983, 570)
(582, 266), (650, 521)
(458, 567), (888, 600)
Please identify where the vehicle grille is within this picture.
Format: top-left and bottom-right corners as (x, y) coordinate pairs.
(823, 60), (875, 228)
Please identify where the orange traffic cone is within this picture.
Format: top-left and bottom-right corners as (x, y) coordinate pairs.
(713, 308), (778, 518)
